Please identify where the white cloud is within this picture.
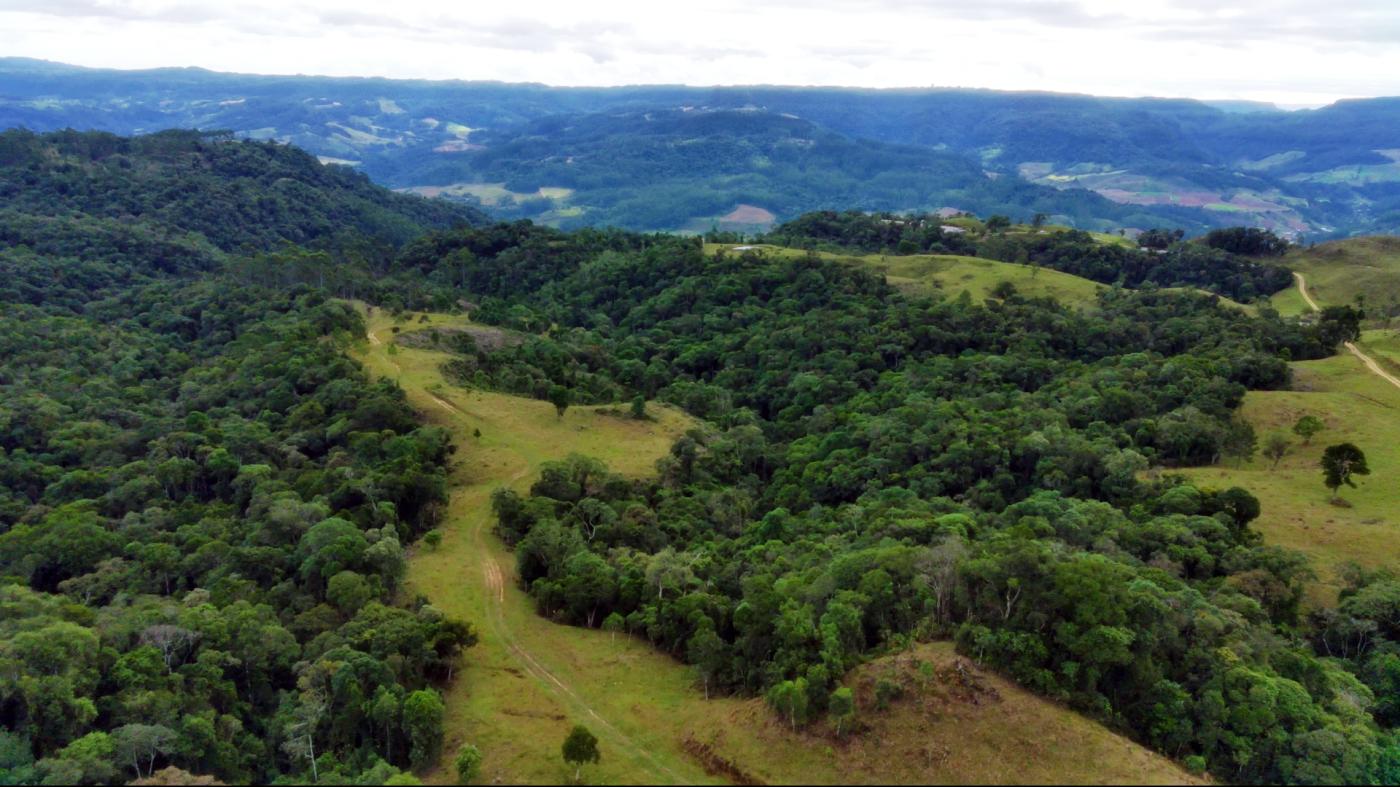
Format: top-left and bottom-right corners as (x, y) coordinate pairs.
(0, 0), (1397, 105)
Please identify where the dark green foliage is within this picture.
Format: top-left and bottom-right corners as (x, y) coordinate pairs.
(1138, 228), (1184, 250)
(561, 725), (599, 781)
(1316, 305), (1365, 348)
(764, 210), (976, 256)
(0, 128), (482, 252)
(0, 136), (476, 784)
(1321, 443), (1370, 499)
(1204, 227), (1290, 257)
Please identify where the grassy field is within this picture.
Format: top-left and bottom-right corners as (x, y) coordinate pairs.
(1180, 347), (1400, 604)
(705, 243), (1106, 308)
(354, 305), (1202, 785)
(1270, 236), (1400, 317)
(707, 243), (1252, 312)
(356, 306), (722, 785)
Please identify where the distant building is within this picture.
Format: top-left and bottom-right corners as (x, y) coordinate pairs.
(940, 225), (968, 235)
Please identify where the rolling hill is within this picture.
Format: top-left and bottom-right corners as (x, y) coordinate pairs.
(705, 243), (1108, 308)
(8, 57), (1400, 235)
(1269, 236), (1400, 318)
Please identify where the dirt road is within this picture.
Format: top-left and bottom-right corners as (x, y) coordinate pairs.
(1295, 272), (1400, 392)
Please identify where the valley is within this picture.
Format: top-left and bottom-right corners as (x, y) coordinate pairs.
(10, 57), (1400, 237)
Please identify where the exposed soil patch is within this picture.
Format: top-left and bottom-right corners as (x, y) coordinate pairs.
(681, 736), (766, 785)
(721, 204), (777, 224)
(394, 325), (524, 353)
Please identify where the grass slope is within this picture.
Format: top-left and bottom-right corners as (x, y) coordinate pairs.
(686, 642), (1202, 786)
(706, 243), (1106, 308)
(1270, 236), (1400, 317)
(355, 306), (717, 785)
(709, 242), (1252, 312)
(355, 305), (1202, 785)
(1180, 347), (1400, 605)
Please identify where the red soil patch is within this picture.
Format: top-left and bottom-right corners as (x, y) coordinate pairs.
(721, 204), (777, 224)
(1097, 189), (1221, 207)
(433, 140), (486, 153)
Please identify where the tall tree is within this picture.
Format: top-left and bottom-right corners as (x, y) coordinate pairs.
(1321, 443), (1370, 502)
(561, 725), (600, 783)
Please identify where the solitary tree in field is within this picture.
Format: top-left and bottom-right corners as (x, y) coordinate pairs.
(549, 385), (571, 420)
(1263, 434), (1291, 470)
(1293, 415), (1324, 445)
(455, 744), (482, 784)
(985, 215), (1011, 233)
(561, 725), (600, 783)
(1321, 443), (1369, 502)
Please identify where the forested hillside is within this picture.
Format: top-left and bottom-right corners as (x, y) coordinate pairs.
(399, 222), (1393, 783)
(1, 129), (1397, 785)
(0, 132), (479, 784)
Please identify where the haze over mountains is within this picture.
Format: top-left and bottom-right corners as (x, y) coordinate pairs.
(6, 57), (1400, 237)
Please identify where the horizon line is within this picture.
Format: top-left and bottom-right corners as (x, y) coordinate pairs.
(2, 56), (1371, 111)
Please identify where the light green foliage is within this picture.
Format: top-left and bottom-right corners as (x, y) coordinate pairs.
(454, 743), (483, 784)
(402, 690), (445, 769)
(1294, 414), (1325, 444)
(828, 687), (854, 736)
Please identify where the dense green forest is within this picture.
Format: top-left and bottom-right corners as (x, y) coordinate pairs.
(1, 130), (1397, 785)
(0, 131), (480, 784)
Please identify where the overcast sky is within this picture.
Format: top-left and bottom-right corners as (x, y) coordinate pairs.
(3, 0), (1398, 106)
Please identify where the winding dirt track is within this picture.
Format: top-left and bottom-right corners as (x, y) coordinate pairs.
(1294, 272), (1400, 391)
(361, 326), (688, 784)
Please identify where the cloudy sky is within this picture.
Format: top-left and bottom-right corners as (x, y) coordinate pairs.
(3, 0), (1398, 106)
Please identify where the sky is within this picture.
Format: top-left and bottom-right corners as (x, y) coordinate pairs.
(3, 0), (1399, 107)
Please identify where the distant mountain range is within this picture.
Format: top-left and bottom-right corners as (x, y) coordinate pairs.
(4, 57), (1399, 237)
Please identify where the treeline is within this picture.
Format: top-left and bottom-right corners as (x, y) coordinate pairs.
(764, 211), (1295, 302)
(373, 224), (1400, 784)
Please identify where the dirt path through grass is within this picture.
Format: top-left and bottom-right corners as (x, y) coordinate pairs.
(1295, 272), (1400, 391)
(1295, 271), (1320, 311)
(355, 310), (714, 784)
